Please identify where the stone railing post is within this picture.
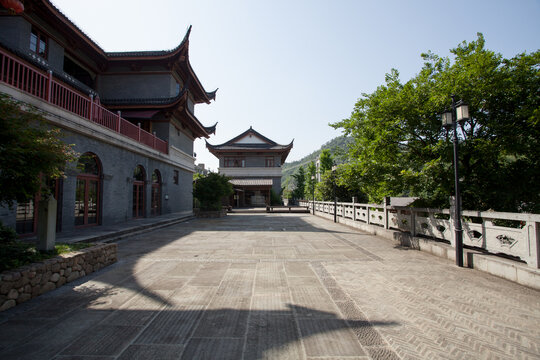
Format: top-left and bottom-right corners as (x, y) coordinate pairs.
(384, 196), (390, 229)
(37, 195), (57, 251)
(448, 196), (457, 248)
(410, 209), (417, 237)
(367, 206), (371, 225)
(352, 197), (357, 221)
(526, 220), (540, 268)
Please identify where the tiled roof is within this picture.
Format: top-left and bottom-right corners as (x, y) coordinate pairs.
(230, 179), (273, 186)
(210, 144), (291, 150)
(100, 93), (185, 106)
(106, 26), (191, 58)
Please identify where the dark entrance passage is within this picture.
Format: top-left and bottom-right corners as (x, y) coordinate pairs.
(132, 165), (146, 218)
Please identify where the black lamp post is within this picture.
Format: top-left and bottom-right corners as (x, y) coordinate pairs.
(311, 175), (315, 215)
(442, 95), (469, 267)
(332, 165), (337, 223)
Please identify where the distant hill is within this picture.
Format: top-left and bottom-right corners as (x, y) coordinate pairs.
(281, 135), (353, 191)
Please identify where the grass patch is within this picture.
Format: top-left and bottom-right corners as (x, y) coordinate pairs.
(0, 241), (94, 273)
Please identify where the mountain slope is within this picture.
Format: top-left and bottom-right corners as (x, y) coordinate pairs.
(281, 135), (353, 191)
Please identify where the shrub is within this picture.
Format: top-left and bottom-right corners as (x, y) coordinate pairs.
(193, 173), (234, 211)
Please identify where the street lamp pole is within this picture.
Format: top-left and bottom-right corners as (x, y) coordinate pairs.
(311, 175), (315, 215)
(442, 95), (469, 267)
(332, 165), (337, 223)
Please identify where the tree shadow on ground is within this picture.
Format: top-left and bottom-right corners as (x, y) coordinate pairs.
(0, 296), (398, 360)
(0, 213), (397, 359)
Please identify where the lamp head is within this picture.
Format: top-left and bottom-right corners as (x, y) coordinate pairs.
(441, 111), (453, 128)
(455, 102), (469, 122)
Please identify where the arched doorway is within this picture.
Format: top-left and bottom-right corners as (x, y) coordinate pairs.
(75, 153), (101, 227)
(151, 169), (161, 216)
(133, 165), (146, 218)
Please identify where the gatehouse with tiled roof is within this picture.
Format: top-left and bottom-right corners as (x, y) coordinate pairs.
(206, 127), (293, 207)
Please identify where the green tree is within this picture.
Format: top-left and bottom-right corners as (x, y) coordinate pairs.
(315, 165), (367, 202)
(291, 166), (306, 200)
(318, 149), (334, 174)
(332, 33), (540, 212)
(304, 161), (316, 200)
(0, 94), (77, 206)
(193, 173), (233, 210)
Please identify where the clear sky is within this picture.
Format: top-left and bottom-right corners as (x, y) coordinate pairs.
(51, 0), (540, 171)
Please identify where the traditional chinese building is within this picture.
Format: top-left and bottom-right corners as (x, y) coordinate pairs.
(206, 127), (293, 207)
(0, 0), (217, 235)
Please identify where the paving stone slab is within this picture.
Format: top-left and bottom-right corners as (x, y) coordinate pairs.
(245, 313), (303, 359)
(298, 318), (366, 357)
(61, 324), (143, 356)
(2, 213), (539, 360)
(135, 305), (204, 345)
(1, 309), (113, 360)
(181, 338), (244, 360)
(116, 344), (184, 360)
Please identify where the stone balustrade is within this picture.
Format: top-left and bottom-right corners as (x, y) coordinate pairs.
(301, 199), (540, 269)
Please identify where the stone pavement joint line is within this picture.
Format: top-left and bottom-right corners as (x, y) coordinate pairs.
(1, 213), (539, 359)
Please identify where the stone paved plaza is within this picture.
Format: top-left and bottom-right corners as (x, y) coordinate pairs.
(1, 213), (539, 359)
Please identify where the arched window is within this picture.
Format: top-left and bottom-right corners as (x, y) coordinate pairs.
(75, 153), (101, 227)
(151, 170), (161, 216)
(133, 165), (146, 218)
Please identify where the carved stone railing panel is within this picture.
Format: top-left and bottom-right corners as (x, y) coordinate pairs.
(304, 199), (540, 268)
(369, 207), (385, 227)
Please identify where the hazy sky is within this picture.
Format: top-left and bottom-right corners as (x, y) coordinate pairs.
(51, 0), (540, 171)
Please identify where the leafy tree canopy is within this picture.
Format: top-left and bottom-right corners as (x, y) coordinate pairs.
(291, 166), (306, 199)
(315, 165), (368, 202)
(0, 94), (77, 206)
(304, 161), (317, 199)
(193, 172), (233, 211)
(332, 33), (540, 212)
(319, 149), (334, 174)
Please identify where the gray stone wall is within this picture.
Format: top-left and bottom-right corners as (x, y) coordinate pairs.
(168, 123), (194, 155)
(97, 74), (175, 100)
(246, 155), (265, 167)
(151, 121), (170, 143)
(47, 38), (64, 72)
(218, 153), (281, 168)
(272, 176), (282, 195)
(0, 243), (117, 311)
(0, 16), (30, 51)
(0, 128), (194, 234)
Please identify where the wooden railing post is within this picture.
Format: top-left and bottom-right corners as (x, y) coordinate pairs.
(46, 70), (53, 102)
(117, 111), (121, 132)
(88, 94), (94, 120)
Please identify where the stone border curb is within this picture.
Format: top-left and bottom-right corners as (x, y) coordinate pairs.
(0, 243), (117, 311)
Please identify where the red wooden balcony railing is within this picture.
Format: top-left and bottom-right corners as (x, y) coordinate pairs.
(0, 47), (168, 154)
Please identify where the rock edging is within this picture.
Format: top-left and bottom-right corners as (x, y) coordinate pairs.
(0, 243), (117, 311)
